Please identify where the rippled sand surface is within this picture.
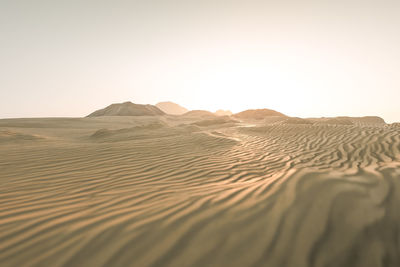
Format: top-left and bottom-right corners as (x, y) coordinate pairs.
(1, 117), (400, 267)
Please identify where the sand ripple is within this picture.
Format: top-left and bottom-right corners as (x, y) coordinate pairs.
(1, 123), (400, 266)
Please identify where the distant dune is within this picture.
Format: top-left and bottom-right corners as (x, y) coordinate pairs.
(214, 109), (233, 116)
(191, 116), (238, 127)
(280, 117), (313, 125)
(90, 122), (166, 138)
(87, 101), (165, 117)
(182, 110), (217, 118)
(312, 117), (354, 125)
(344, 116), (386, 124)
(233, 108), (287, 120)
(309, 116), (386, 126)
(156, 101), (188, 115)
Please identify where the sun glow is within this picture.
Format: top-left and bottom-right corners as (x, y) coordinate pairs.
(1, 1), (399, 122)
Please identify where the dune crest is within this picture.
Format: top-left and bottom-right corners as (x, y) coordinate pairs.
(214, 109), (233, 116)
(309, 116), (386, 126)
(156, 101), (188, 115)
(191, 116), (238, 127)
(233, 108), (287, 120)
(182, 110), (217, 118)
(87, 101), (165, 117)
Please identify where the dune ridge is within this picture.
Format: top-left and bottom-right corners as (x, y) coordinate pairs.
(233, 108), (287, 120)
(156, 101), (188, 115)
(214, 110), (233, 116)
(87, 102), (165, 117)
(182, 110), (217, 118)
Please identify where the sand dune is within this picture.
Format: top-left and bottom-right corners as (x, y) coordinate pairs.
(312, 117), (354, 125)
(156, 101), (188, 115)
(0, 130), (44, 143)
(182, 110), (217, 118)
(214, 109), (233, 116)
(279, 117), (313, 125)
(233, 108), (287, 120)
(308, 116), (386, 126)
(87, 102), (165, 117)
(346, 116), (386, 124)
(191, 116), (238, 127)
(1, 116), (400, 266)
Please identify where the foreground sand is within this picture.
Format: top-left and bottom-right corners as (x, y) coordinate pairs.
(1, 116), (400, 267)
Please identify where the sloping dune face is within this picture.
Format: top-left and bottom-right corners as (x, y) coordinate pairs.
(182, 110), (216, 118)
(156, 101), (188, 115)
(1, 118), (400, 267)
(0, 130), (44, 143)
(215, 109), (233, 116)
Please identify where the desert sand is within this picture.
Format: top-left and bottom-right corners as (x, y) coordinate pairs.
(1, 106), (400, 267)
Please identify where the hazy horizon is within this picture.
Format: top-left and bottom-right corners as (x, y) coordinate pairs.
(1, 0), (399, 122)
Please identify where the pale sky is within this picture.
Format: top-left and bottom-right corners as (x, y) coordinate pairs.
(1, 0), (399, 122)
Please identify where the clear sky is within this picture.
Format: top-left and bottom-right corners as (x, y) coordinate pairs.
(1, 0), (399, 122)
